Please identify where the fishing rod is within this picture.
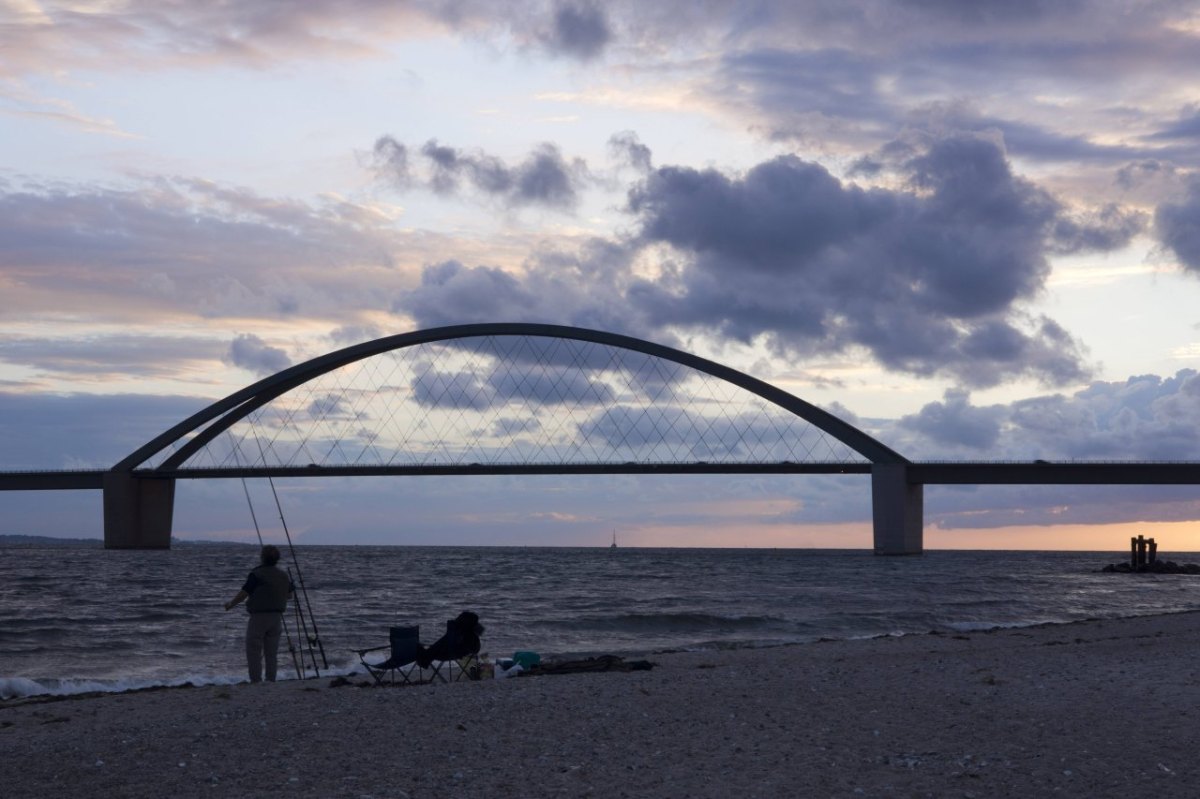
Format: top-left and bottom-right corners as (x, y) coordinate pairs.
(265, 474), (326, 675)
(286, 566), (309, 676)
(237, 469), (304, 680)
(245, 419), (329, 674)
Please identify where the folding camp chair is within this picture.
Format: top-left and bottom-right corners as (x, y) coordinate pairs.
(355, 625), (423, 686)
(416, 611), (485, 683)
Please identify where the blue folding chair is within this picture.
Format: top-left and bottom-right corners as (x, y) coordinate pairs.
(355, 625), (422, 685)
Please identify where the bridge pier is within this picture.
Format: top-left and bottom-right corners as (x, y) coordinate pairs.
(872, 464), (923, 555)
(103, 472), (175, 549)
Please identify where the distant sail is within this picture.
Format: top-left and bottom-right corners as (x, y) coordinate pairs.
(610, 530), (618, 549)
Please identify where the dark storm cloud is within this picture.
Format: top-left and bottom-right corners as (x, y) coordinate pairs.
(540, 3), (612, 60)
(371, 138), (589, 210)
(621, 134), (1101, 387)
(1155, 177), (1200, 273)
(226, 334), (291, 376)
(392, 133), (1128, 387)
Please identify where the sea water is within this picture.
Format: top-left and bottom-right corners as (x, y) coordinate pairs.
(2, 543), (1197, 699)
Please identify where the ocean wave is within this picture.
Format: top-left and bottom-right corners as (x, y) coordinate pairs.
(0, 674), (239, 701)
(545, 611), (785, 633)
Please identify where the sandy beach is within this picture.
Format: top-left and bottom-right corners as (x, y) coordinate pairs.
(3, 611), (1199, 798)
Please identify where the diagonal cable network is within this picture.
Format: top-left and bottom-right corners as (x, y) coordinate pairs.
(180, 334), (869, 470)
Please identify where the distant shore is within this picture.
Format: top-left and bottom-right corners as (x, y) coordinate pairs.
(4, 611), (1200, 797)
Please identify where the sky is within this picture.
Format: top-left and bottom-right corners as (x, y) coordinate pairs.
(2, 0), (1200, 550)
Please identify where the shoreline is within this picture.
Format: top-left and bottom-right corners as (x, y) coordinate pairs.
(5, 610), (1200, 797)
(6, 606), (1200, 706)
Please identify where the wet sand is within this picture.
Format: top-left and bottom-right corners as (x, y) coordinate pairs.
(3, 611), (1200, 798)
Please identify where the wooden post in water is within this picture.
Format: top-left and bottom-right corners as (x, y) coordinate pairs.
(1130, 536), (1137, 568)
(1149, 538), (1158, 565)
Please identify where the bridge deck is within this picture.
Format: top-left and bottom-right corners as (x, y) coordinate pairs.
(3, 462), (1200, 489)
(0, 470), (106, 490)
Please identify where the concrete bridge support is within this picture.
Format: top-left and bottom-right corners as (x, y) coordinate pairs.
(872, 464), (924, 555)
(103, 472), (175, 549)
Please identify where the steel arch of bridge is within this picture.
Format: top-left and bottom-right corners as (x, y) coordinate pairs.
(102, 323), (920, 552)
(117, 323), (907, 472)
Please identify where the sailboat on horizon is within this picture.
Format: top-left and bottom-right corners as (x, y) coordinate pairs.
(610, 529), (618, 549)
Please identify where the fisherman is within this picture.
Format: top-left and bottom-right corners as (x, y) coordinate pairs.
(224, 544), (294, 683)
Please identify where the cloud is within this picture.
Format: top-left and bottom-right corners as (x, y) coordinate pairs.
(0, 1), (436, 77)
(397, 259), (545, 324)
(1149, 106), (1200, 140)
(580, 405), (738, 457)
(389, 132), (1133, 389)
(489, 365), (615, 406)
(0, 176), (443, 326)
(394, 239), (646, 333)
(372, 137), (590, 210)
(226, 334), (291, 376)
(891, 369), (1200, 461)
(369, 136), (411, 186)
(1050, 203), (1146, 254)
(0, 391), (206, 470)
(706, 48), (892, 145)
(327, 324), (386, 346)
(540, 3), (612, 60)
(608, 131), (653, 173)
(1155, 177), (1200, 273)
(0, 335), (227, 381)
(412, 365), (492, 410)
(897, 388), (1004, 450)
(307, 393), (360, 420)
(621, 133), (1099, 387)
(878, 369), (1200, 528)
(1115, 159), (1179, 190)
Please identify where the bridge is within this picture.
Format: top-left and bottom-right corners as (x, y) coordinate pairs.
(4, 323), (1199, 553)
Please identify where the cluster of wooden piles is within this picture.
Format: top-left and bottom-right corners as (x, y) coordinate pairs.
(1101, 535), (1200, 573)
